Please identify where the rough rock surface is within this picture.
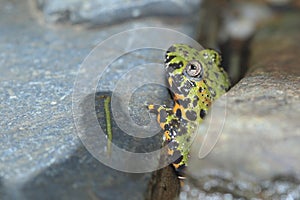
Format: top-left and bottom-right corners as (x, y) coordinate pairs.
(182, 12), (300, 200)
(0, 0), (202, 199)
(35, 0), (202, 26)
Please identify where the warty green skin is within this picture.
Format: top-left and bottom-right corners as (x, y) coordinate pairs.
(149, 44), (231, 174)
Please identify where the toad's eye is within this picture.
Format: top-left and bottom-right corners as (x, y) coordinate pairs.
(185, 60), (202, 78)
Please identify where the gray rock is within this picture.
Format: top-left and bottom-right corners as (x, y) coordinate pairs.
(0, 179), (6, 200)
(21, 146), (152, 200)
(36, 0), (202, 26)
(0, 0), (204, 199)
(182, 12), (300, 199)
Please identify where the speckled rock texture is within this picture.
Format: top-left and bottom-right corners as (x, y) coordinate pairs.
(0, 0), (202, 199)
(36, 0), (202, 26)
(181, 13), (300, 200)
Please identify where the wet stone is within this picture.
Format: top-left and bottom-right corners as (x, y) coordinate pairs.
(183, 12), (300, 199)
